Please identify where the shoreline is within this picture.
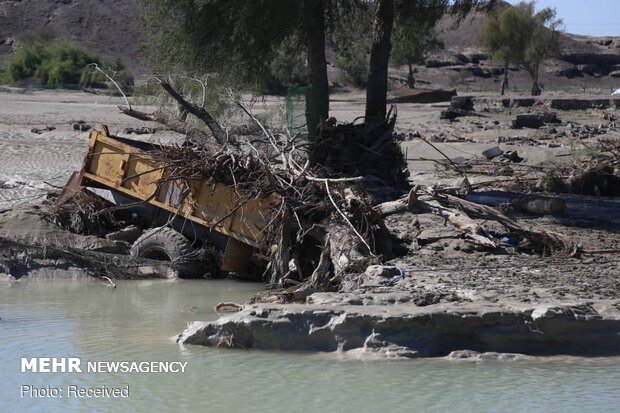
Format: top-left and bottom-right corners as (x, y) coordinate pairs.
(177, 299), (620, 359)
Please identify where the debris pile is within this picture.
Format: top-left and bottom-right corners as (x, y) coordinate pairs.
(48, 190), (126, 236)
(139, 110), (406, 300)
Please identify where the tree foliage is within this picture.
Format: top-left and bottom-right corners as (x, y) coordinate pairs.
(142, 0), (304, 89)
(1, 28), (132, 90)
(268, 34), (308, 93)
(479, 1), (561, 95)
(141, 0), (491, 128)
(2, 39), (97, 86)
(391, 12), (443, 89)
(332, 3), (373, 88)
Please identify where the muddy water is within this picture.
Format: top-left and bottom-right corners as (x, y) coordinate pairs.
(1, 279), (619, 413)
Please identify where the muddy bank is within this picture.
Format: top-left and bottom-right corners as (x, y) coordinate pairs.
(178, 200), (620, 358)
(0, 204), (174, 280)
(178, 300), (620, 358)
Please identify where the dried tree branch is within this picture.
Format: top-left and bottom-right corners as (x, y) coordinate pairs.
(157, 79), (228, 144)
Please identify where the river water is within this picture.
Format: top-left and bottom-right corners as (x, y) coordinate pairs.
(1, 279), (619, 413)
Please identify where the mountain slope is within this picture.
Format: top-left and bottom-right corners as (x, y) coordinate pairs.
(0, 0), (143, 76)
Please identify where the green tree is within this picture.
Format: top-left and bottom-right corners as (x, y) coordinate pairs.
(1, 27), (132, 89)
(141, 0), (331, 137)
(524, 6), (561, 95)
(391, 21), (443, 88)
(332, 2), (373, 88)
(268, 34), (308, 92)
(141, 0), (489, 129)
(2, 39), (99, 86)
(365, 0), (491, 120)
(479, 1), (561, 96)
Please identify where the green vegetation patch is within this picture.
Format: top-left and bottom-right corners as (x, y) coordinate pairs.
(1, 30), (132, 90)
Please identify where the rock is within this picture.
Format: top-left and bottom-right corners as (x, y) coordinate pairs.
(560, 53), (620, 66)
(610, 70), (620, 78)
(510, 98), (536, 108)
(454, 53), (469, 64)
(426, 58), (461, 68)
(363, 265), (403, 279)
(30, 126), (56, 134)
(466, 52), (489, 63)
(440, 110), (459, 120)
(550, 98), (611, 110)
(502, 150), (523, 163)
(450, 95), (474, 111)
(482, 146), (504, 159)
(555, 66), (583, 79)
(540, 112), (560, 124)
(512, 114), (544, 129)
(581, 64), (612, 77)
(105, 225), (143, 243)
(413, 292), (440, 306)
(72, 121), (91, 132)
(512, 113), (560, 129)
(467, 66), (493, 78)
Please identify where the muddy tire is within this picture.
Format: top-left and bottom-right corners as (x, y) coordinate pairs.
(130, 227), (204, 278)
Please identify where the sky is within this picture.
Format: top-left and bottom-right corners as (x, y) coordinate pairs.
(506, 0), (620, 36)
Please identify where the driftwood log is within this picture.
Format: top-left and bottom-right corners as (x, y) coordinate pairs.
(375, 188), (576, 253)
(420, 199), (497, 248)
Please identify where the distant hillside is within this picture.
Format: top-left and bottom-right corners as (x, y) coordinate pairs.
(436, 3), (620, 55)
(1, 0), (618, 91)
(0, 0), (144, 77)
(410, 4), (620, 93)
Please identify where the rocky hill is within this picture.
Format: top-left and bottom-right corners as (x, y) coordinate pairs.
(1, 0), (618, 91)
(424, 5), (620, 93)
(0, 0), (144, 76)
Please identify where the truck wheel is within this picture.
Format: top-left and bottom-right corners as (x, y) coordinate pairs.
(130, 227), (204, 278)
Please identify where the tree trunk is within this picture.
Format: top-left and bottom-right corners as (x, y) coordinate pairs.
(365, 0), (395, 122)
(500, 63), (508, 95)
(303, 0), (329, 138)
(407, 63), (415, 89)
(530, 64), (541, 96)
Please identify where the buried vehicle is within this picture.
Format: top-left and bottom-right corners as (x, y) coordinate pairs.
(58, 125), (276, 277)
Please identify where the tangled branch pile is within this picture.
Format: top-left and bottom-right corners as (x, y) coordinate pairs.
(120, 79), (407, 299)
(49, 190), (126, 236)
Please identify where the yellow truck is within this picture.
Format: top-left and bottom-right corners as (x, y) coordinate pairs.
(60, 125), (275, 276)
